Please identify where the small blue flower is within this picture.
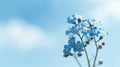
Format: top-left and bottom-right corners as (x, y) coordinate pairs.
(63, 45), (71, 55)
(89, 27), (100, 37)
(65, 29), (71, 35)
(81, 27), (89, 36)
(67, 15), (76, 24)
(68, 37), (76, 48)
(73, 41), (83, 52)
(71, 26), (81, 34)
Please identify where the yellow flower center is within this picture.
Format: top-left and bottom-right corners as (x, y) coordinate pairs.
(74, 27), (78, 31)
(83, 28), (87, 32)
(94, 22), (99, 26)
(69, 17), (73, 21)
(93, 30), (96, 33)
(76, 45), (80, 49)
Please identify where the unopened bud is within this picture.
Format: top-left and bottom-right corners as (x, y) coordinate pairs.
(85, 41), (89, 44)
(78, 18), (81, 23)
(98, 59), (103, 65)
(102, 42), (105, 46)
(98, 45), (103, 49)
(90, 37), (93, 40)
(69, 53), (73, 56)
(78, 52), (82, 57)
(99, 36), (103, 40)
(63, 54), (69, 57)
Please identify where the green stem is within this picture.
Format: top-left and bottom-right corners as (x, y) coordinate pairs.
(78, 34), (91, 67)
(93, 37), (99, 67)
(73, 52), (82, 67)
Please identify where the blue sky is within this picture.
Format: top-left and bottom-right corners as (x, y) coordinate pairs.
(0, 0), (120, 67)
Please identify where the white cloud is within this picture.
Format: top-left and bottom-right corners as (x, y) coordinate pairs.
(0, 19), (56, 51)
(92, 0), (120, 20)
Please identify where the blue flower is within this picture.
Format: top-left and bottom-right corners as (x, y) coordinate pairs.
(73, 41), (83, 52)
(67, 15), (76, 24)
(65, 29), (71, 35)
(71, 26), (81, 34)
(81, 21), (90, 27)
(89, 27), (100, 37)
(81, 27), (89, 36)
(68, 37), (76, 48)
(63, 45), (71, 55)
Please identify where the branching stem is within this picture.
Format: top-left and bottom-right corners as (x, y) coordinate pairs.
(73, 52), (82, 67)
(78, 34), (91, 67)
(93, 37), (99, 67)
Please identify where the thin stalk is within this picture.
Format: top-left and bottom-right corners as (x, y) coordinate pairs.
(73, 52), (82, 67)
(96, 39), (100, 42)
(93, 37), (99, 67)
(78, 34), (91, 67)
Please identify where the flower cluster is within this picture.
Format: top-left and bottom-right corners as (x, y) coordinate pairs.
(65, 15), (107, 37)
(63, 14), (108, 67)
(63, 37), (83, 57)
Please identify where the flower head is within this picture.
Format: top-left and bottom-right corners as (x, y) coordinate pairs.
(68, 37), (76, 48)
(73, 41), (83, 52)
(71, 26), (81, 34)
(89, 27), (100, 37)
(82, 27), (89, 36)
(63, 45), (71, 55)
(65, 29), (71, 35)
(67, 15), (76, 24)
(81, 20), (90, 27)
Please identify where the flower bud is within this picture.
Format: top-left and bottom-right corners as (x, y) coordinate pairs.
(69, 53), (73, 56)
(99, 36), (103, 40)
(78, 18), (81, 23)
(102, 42), (105, 46)
(98, 59), (103, 65)
(63, 54), (69, 57)
(85, 41), (89, 44)
(90, 37), (93, 40)
(98, 45), (103, 49)
(77, 52), (82, 57)
(73, 22), (76, 25)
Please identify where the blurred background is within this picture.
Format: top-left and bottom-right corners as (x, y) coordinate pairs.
(0, 0), (119, 67)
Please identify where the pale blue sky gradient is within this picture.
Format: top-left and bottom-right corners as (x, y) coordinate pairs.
(0, 0), (119, 67)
